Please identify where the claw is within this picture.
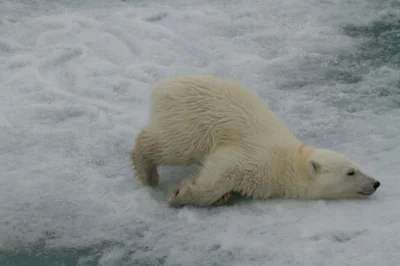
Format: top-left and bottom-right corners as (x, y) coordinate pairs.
(167, 186), (183, 207)
(212, 192), (232, 206)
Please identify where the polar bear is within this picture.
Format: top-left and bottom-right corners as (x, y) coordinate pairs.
(131, 75), (381, 207)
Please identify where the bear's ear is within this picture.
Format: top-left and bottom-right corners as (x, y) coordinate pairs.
(307, 159), (321, 176)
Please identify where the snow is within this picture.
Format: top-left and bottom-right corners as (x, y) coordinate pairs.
(0, 0), (399, 265)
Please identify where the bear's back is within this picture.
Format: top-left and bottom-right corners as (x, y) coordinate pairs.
(149, 75), (291, 155)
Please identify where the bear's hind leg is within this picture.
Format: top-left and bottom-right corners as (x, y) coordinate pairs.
(131, 129), (160, 187)
(167, 147), (236, 207)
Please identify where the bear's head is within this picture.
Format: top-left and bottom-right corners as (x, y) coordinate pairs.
(304, 148), (381, 199)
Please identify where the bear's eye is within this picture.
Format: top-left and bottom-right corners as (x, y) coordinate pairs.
(347, 170), (355, 176)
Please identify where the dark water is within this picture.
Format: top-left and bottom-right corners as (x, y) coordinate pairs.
(279, 13), (400, 91)
(0, 241), (105, 266)
(342, 13), (400, 69)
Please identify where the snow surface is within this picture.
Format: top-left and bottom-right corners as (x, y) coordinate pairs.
(1, 0), (399, 265)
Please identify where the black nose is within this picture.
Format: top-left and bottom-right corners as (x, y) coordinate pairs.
(373, 181), (381, 190)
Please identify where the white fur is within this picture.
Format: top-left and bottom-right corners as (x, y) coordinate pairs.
(130, 75), (380, 207)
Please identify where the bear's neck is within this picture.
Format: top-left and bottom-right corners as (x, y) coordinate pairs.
(243, 136), (318, 199)
(276, 143), (318, 199)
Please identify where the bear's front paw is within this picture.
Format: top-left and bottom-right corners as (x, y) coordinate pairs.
(167, 183), (190, 207)
(212, 192), (232, 206)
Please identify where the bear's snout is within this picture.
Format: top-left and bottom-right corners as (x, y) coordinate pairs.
(358, 178), (381, 196)
(373, 181), (381, 190)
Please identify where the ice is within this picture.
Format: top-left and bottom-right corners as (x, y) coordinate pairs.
(0, 0), (399, 265)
